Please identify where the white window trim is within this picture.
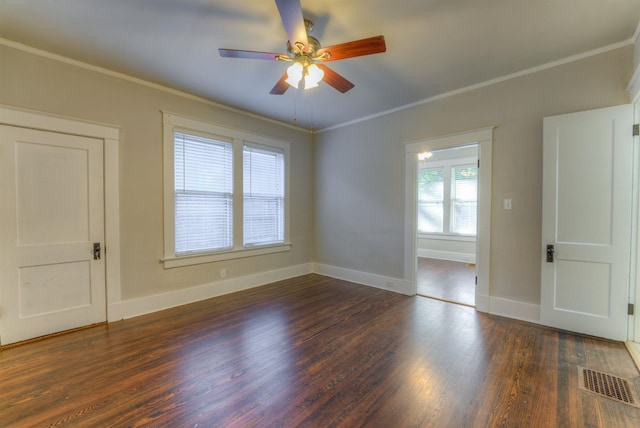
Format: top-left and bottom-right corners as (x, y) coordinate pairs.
(162, 112), (291, 269)
(418, 233), (476, 242)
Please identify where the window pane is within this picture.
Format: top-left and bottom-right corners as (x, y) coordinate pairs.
(175, 193), (232, 253)
(174, 132), (233, 254)
(417, 167), (444, 233)
(451, 165), (477, 235)
(243, 145), (284, 246)
(418, 201), (444, 233)
(244, 196), (284, 245)
(175, 133), (233, 194)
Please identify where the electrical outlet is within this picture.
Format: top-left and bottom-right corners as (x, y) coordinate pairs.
(503, 199), (512, 210)
(220, 268), (227, 278)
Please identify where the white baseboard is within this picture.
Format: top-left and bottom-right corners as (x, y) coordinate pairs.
(314, 264), (539, 325)
(108, 261), (540, 330)
(625, 342), (640, 371)
(475, 293), (490, 313)
(417, 249), (476, 264)
(488, 296), (541, 325)
(477, 293), (540, 324)
(313, 263), (412, 296)
(108, 263), (313, 321)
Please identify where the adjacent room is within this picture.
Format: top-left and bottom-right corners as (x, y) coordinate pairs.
(1, 0), (640, 426)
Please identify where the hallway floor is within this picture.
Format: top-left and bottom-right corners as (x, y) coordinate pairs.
(417, 257), (476, 306)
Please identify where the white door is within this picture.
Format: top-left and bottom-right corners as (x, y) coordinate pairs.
(0, 125), (106, 345)
(541, 104), (633, 341)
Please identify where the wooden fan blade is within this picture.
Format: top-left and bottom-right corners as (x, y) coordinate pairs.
(317, 35), (386, 62)
(270, 72), (290, 95)
(275, 0), (308, 51)
(317, 64), (354, 93)
(219, 48), (284, 61)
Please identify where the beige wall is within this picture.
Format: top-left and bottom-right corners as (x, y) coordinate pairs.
(0, 44), (314, 301)
(315, 46), (634, 305)
(0, 42), (635, 310)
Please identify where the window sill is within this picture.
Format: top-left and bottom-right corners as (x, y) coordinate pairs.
(162, 243), (292, 269)
(418, 233), (476, 242)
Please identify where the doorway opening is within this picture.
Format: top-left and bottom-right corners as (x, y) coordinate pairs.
(415, 145), (478, 307)
(403, 127), (492, 313)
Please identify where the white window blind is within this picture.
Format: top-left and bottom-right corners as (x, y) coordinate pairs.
(243, 143), (284, 246)
(451, 165), (478, 235)
(174, 132), (233, 254)
(417, 166), (444, 233)
(417, 159), (477, 236)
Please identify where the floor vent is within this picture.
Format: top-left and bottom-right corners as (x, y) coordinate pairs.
(579, 367), (639, 407)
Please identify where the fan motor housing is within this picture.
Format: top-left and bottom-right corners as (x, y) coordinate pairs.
(287, 35), (321, 57)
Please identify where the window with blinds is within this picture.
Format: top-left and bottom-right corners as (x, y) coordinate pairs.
(174, 132), (233, 254)
(451, 165), (478, 235)
(418, 167), (444, 233)
(417, 160), (477, 236)
(243, 144), (285, 246)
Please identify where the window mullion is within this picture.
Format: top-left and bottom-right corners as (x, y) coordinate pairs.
(443, 167), (452, 234)
(232, 138), (244, 251)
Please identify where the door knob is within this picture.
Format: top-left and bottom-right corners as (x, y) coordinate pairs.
(546, 244), (554, 263)
(93, 242), (101, 260)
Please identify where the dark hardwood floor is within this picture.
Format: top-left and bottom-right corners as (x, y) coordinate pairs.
(417, 257), (476, 306)
(1, 274), (639, 427)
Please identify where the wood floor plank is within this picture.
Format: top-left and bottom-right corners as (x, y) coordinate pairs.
(417, 257), (476, 306)
(1, 274), (639, 427)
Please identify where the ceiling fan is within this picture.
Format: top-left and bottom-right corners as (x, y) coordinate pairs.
(218, 0), (386, 95)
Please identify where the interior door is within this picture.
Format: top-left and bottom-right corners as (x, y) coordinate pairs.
(541, 104), (633, 341)
(0, 125), (106, 345)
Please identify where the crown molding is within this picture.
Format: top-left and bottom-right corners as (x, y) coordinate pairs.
(0, 38), (308, 134)
(319, 39), (634, 133)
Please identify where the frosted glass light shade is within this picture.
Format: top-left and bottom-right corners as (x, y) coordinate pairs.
(285, 62), (303, 88)
(304, 64), (324, 89)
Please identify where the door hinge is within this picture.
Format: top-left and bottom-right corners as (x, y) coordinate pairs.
(475, 276), (478, 285)
(633, 124), (639, 137)
(629, 303), (635, 316)
(477, 159), (480, 168)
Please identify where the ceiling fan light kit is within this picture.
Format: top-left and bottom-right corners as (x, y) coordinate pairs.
(218, 0), (386, 94)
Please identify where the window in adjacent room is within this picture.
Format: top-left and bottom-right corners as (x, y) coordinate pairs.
(417, 167), (444, 233)
(418, 155), (477, 236)
(450, 165), (478, 235)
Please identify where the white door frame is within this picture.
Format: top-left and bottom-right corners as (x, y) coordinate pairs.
(404, 127), (493, 312)
(0, 105), (122, 322)
(633, 97), (640, 343)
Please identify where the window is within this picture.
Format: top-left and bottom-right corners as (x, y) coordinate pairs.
(163, 113), (290, 268)
(451, 166), (478, 235)
(243, 144), (284, 246)
(174, 132), (233, 254)
(418, 157), (477, 236)
(417, 168), (444, 233)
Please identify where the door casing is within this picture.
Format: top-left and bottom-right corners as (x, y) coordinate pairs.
(0, 105), (121, 345)
(404, 127), (493, 311)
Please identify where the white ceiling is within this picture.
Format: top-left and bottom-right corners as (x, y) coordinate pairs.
(1, 0), (639, 131)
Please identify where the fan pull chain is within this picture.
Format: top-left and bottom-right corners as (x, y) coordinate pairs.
(293, 89), (298, 126)
(309, 90), (315, 133)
